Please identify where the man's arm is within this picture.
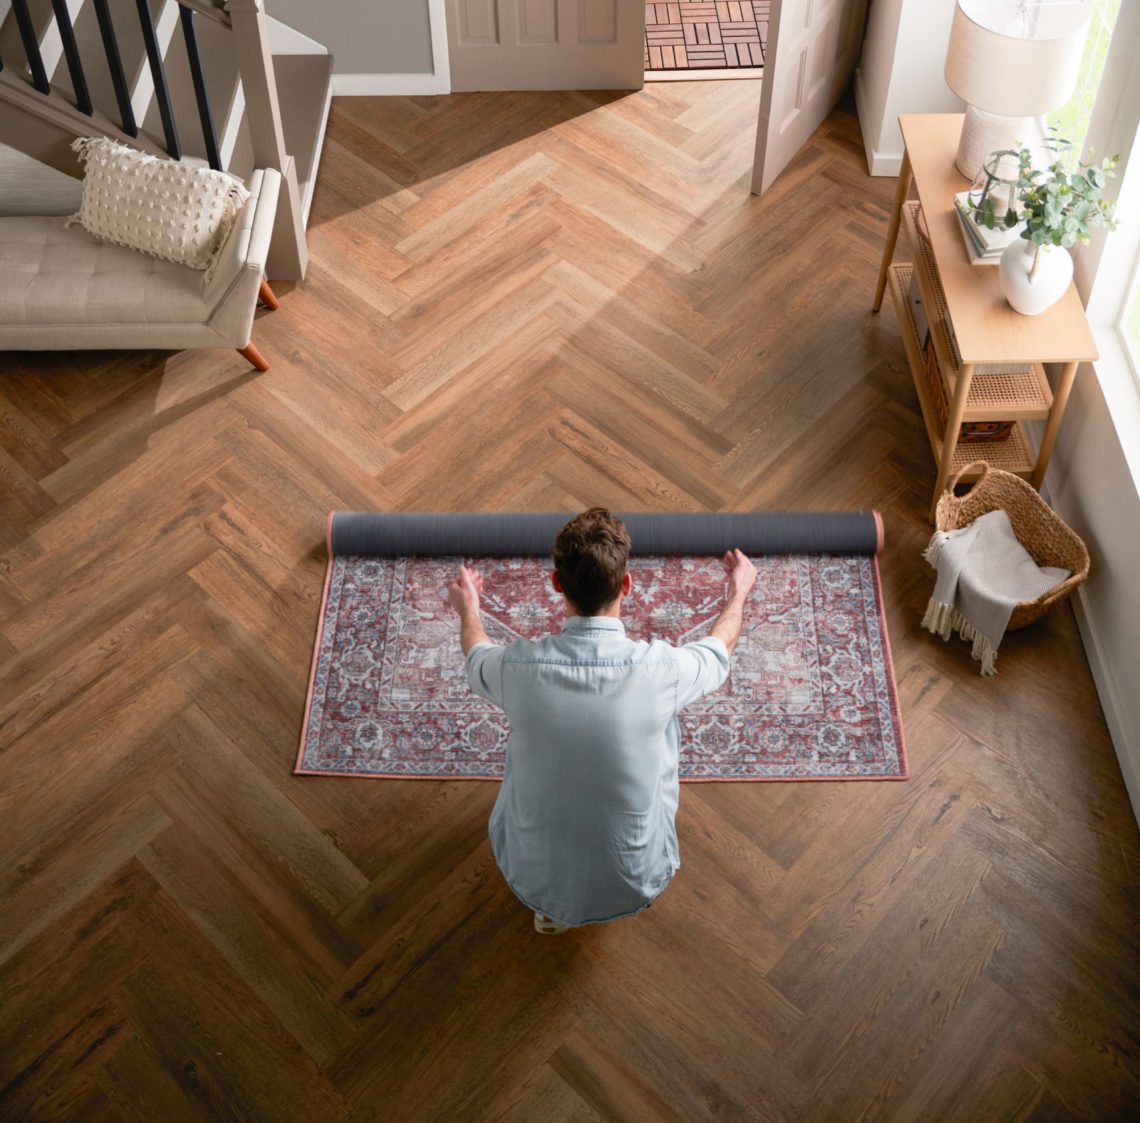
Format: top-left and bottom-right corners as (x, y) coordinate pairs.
(447, 564), (492, 655)
(708, 549), (757, 657)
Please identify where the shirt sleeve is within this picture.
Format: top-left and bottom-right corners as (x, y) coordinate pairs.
(674, 636), (731, 710)
(465, 642), (506, 708)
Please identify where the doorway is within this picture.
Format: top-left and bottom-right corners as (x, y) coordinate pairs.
(644, 2), (770, 82)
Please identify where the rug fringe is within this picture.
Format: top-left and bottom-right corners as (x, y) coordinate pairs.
(921, 597), (998, 676)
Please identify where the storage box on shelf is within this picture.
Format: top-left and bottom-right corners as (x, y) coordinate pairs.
(873, 114), (1098, 520)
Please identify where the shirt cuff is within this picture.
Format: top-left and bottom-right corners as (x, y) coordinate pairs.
(693, 635), (729, 657)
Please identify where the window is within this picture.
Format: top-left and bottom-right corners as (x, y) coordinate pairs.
(1121, 275), (1140, 364)
(1120, 220), (1140, 376)
(1047, 0), (1122, 162)
(1045, 0), (1140, 384)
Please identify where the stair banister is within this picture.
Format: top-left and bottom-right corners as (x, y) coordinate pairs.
(179, 5), (222, 171)
(93, 0), (138, 136)
(11, 0), (51, 95)
(135, 0), (181, 159)
(50, 0), (93, 116)
(226, 0), (307, 280)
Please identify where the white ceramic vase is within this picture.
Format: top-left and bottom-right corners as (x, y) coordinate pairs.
(998, 241), (1073, 316)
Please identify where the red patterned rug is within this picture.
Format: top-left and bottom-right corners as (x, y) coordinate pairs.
(297, 554), (906, 782)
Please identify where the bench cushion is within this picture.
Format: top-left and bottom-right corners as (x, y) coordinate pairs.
(0, 217), (210, 326)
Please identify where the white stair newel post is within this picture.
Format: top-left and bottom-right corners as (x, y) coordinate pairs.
(226, 0), (307, 280)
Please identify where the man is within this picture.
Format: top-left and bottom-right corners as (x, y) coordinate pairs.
(446, 508), (757, 933)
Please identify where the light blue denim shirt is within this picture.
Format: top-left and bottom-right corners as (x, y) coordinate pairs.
(466, 616), (730, 927)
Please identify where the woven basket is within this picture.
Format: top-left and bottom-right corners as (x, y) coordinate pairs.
(934, 461), (1089, 630)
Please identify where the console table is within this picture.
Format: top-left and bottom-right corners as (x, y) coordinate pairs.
(873, 113), (1098, 520)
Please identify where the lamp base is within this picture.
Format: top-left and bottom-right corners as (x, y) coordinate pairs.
(956, 105), (1039, 178)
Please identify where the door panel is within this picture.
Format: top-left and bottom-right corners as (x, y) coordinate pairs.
(580, 0), (616, 41)
(751, 0), (868, 194)
(448, 0), (643, 91)
(519, 1), (557, 44)
(458, 0), (500, 44)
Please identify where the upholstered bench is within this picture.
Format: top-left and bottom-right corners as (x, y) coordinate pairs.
(0, 168), (281, 370)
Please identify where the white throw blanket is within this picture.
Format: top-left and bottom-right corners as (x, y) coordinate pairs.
(921, 509), (1069, 675)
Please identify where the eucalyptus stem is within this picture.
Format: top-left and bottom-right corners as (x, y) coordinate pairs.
(1030, 243), (1044, 282)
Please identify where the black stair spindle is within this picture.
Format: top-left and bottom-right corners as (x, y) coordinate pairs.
(11, 0), (51, 95)
(93, 0), (138, 136)
(134, 0), (181, 159)
(50, 0), (93, 115)
(178, 5), (221, 170)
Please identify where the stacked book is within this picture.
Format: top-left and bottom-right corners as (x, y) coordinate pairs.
(953, 192), (1024, 266)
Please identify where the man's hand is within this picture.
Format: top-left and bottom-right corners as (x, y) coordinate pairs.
(447, 565), (491, 656)
(447, 564), (484, 618)
(709, 549), (757, 657)
(722, 548), (757, 603)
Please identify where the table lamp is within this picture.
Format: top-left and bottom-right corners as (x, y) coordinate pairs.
(944, 0), (1091, 178)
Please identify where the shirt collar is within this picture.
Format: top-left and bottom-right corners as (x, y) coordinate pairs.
(561, 615), (626, 633)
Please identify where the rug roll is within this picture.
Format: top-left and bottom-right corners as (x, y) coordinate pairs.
(328, 511), (883, 558)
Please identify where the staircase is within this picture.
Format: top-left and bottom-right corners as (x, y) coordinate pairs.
(0, 0), (331, 279)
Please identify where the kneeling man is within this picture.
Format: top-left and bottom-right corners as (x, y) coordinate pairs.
(447, 508), (756, 933)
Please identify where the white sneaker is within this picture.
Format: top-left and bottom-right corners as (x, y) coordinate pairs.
(534, 911), (570, 934)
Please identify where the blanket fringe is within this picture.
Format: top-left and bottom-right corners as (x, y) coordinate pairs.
(921, 597), (998, 676)
(922, 531), (948, 568)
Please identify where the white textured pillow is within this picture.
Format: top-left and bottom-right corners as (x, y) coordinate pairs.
(67, 137), (250, 277)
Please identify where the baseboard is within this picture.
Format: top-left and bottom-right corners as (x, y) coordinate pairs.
(331, 72), (451, 97)
(853, 70), (904, 178)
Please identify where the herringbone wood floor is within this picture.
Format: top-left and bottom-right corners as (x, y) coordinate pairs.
(2, 83), (1139, 1122)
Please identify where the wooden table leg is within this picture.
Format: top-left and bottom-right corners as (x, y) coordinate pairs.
(1031, 361), (1080, 489)
(873, 150), (912, 312)
(931, 362), (975, 521)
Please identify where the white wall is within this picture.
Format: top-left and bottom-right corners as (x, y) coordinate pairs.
(267, 0), (434, 75)
(1046, 375), (1140, 821)
(854, 0), (963, 176)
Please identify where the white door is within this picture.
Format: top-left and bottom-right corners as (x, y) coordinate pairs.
(751, 0), (868, 194)
(448, 0), (645, 91)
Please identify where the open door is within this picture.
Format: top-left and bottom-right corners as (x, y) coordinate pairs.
(751, 0), (868, 194)
(447, 1), (646, 91)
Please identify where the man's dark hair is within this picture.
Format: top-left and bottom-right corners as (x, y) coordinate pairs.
(552, 508), (631, 616)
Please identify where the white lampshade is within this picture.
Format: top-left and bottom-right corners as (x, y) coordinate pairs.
(945, 0), (1091, 116)
(943, 1), (1091, 176)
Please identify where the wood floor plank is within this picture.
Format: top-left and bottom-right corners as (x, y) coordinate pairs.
(113, 890), (349, 1123)
(139, 823), (357, 1065)
(2, 83), (1138, 1122)
(0, 861), (156, 1106)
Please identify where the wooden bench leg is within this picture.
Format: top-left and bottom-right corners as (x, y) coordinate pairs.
(238, 341), (269, 371)
(258, 278), (280, 310)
